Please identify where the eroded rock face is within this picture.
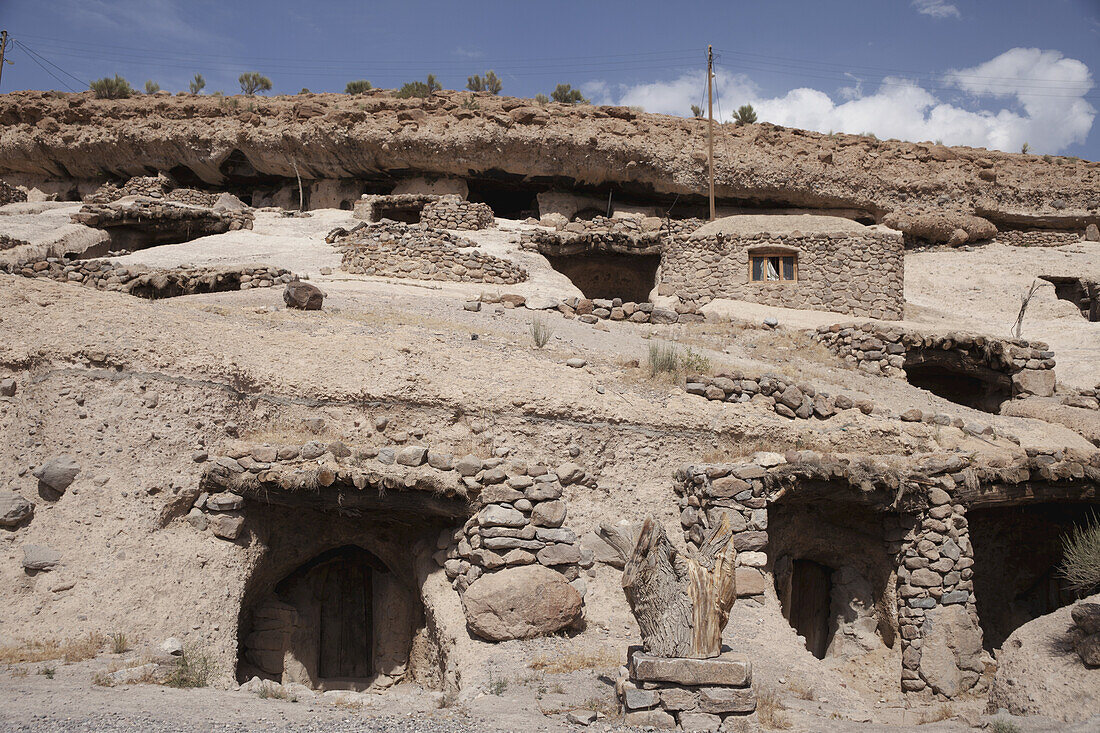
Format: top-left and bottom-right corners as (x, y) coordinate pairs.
(989, 592), (1100, 722)
(917, 604), (984, 697)
(461, 564), (582, 641)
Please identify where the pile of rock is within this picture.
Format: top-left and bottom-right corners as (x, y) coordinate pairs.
(0, 178), (27, 205)
(353, 193), (436, 222)
(814, 322), (1056, 397)
(1062, 386), (1100, 411)
(421, 196), (495, 230)
(337, 222), (527, 284)
(684, 371), (873, 421)
(85, 174), (172, 203)
(73, 197), (254, 233)
(11, 258), (294, 299)
(617, 649), (757, 730)
(436, 459), (591, 595)
(995, 230), (1083, 247)
(164, 188), (220, 207)
(0, 233), (29, 251)
(474, 293), (703, 325)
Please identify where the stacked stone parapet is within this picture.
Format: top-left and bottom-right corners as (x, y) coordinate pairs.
(72, 198), (254, 232)
(995, 230), (1082, 247)
(334, 221), (527, 284)
(814, 322), (1057, 397)
(85, 174), (172, 204)
(421, 196), (495, 230)
(0, 179), (27, 205)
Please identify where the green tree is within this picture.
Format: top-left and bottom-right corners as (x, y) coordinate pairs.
(1020, 142), (1030, 154)
(534, 93), (550, 105)
(239, 72), (272, 95)
(732, 104), (758, 126)
(396, 74), (442, 99)
(144, 80), (160, 94)
(551, 84), (587, 104)
(189, 74), (206, 94)
(345, 80), (372, 95)
(690, 104), (703, 118)
(466, 70), (502, 95)
(89, 75), (134, 99)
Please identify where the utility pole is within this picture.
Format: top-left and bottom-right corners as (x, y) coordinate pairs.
(707, 44), (715, 222)
(0, 32), (8, 91)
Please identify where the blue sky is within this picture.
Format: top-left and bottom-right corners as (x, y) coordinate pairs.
(4, 0), (1100, 158)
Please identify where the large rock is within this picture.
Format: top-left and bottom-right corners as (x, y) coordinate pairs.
(0, 490), (34, 527)
(283, 281), (324, 310)
(1012, 368), (1056, 397)
(989, 592), (1100, 722)
(461, 565), (583, 641)
(882, 210), (997, 244)
(32, 455), (80, 493)
(22, 545), (61, 571)
(918, 605), (984, 697)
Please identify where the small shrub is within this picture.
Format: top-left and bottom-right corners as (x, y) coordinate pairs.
(681, 347), (711, 374)
(1060, 512), (1100, 593)
(1042, 154), (1054, 163)
(990, 720), (1021, 733)
(732, 104), (758, 126)
(299, 88), (310, 94)
(63, 632), (105, 663)
(144, 80), (160, 94)
(461, 95), (480, 110)
(466, 70), (502, 95)
(40, 666), (56, 679)
(534, 93), (550, 105)
(648, 341), (680, 376)
(109, 632), (128, 654)
(1020, 142), (1030, 154)
(92, 670), (115, 687)
(90, 75), (134, 99)
(551, 84), (587, 104)
(345, 80), (372, 95)
(239, 72), (272, 95)
(396, 74), (441, 99)
(165, 646), (214, 688)
(487, 668), (507, 695)
(530, 316), (554, 349)
(690, 104), (703, 118)
(861, 131), (878, 140)
(755, 686), (790, 730)
(189, 74), (206, 94)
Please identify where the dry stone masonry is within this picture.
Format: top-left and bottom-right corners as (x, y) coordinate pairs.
(0, 178), (27, 205)
(995, 230), (1084, 247)
(335, 221), (527, 284)
(8, 258), (294, 299)
(472, 292), (703, 326)
(421, 196), (495, 231)
(73, 198), (254, 234)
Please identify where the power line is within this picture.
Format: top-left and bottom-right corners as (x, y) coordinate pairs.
(16, 40), (87, 88)
(14, 41), (79, 92)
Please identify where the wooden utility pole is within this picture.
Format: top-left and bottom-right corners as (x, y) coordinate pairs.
(707, 45), (715, 222)
(0, 32), (9, 91)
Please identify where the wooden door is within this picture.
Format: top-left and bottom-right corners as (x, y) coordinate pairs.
(318, 557), (373, 679)
(789, 559), (832, 659)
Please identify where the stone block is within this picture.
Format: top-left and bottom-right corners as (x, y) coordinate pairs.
(621, 680), (660, 710)
(735, 567), (767, 596)
(678, 712), (722, 731)
(630, 650), (751, 687)
(623, 709), (676, 728)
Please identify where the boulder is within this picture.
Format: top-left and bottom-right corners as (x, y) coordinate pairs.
(22, 545), (61, 571)
(461, 565), (583, 641)
(1012, 368), (1056, 397)
(32, 455), (80, 493)
(989, 591), (1100, 722)
(1086, 223), (1099, 242)
(283, 281), (324, 310)
(918, 604), (983, 697)
(882, 210), (997, 244)
(0, 490), (34, 527)
(212, 192), (248, 212)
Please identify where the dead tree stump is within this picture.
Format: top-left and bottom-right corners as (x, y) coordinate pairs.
(599, 513), (737, 658)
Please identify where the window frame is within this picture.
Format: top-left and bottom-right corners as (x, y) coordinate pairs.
(748, 246), (799, 284)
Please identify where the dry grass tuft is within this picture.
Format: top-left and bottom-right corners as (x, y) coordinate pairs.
(921, 703), (955, 723)
(787, 677), (815, 701)
(755, 686), (791, 730)
(528, 648), (622, 673)
(0, 632), (104, 665)
(240, 415), (335, 446)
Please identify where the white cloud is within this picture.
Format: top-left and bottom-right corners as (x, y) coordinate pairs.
(912, 0), (961, 19)
(586, 48), (1095, 154)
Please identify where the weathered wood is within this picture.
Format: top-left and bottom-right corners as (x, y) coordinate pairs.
(602, 514), (737, 658)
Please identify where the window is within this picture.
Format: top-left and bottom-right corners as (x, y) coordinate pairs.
(749, 250), (797, 282)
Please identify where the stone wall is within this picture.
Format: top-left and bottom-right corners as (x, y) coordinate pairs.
(165, 188), (220, 207)
(995, 230), (1082, 247)
(0, 233), (29, 251)
(660, 231), (905, 319)
(674, 448), (1100, 698)
(0, 178), (27, 205)
(85, 174), (171, 203)
(336, 222), (527, 284)
(813, 323), (1057, 398)
(9, 258), (294, 298)
(421, 197), (495, 231)
(469, 293), (703, 326)
(73, 198), (254, 233)
(435, 459), (590, 595)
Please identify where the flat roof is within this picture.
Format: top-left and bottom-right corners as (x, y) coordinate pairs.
(690, 214), (869, 239)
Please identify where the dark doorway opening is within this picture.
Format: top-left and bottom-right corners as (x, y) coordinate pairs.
(903, 349), (1012, 412)
(789, 559), (833, 659)
(1040, 276), (1100, 321)
(545, 252), (660, 302)
(373, 202), (423, 224)
(466, 179), (540, 219)
(968, 502), (1095, 651)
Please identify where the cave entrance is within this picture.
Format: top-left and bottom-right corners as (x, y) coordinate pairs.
(466, 179), (540, 219)
(770, 493), (896, 662)
(968, 502), (1095, 651)
(545, 252), (660, 302)
(903, 349), (1012, 412)
(788, 559), (833, 659)
(373, 202), (424, 224)
(1040, 276), (1100, 321)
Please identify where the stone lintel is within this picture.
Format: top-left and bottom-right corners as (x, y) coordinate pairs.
(629, 650), (752, 687)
